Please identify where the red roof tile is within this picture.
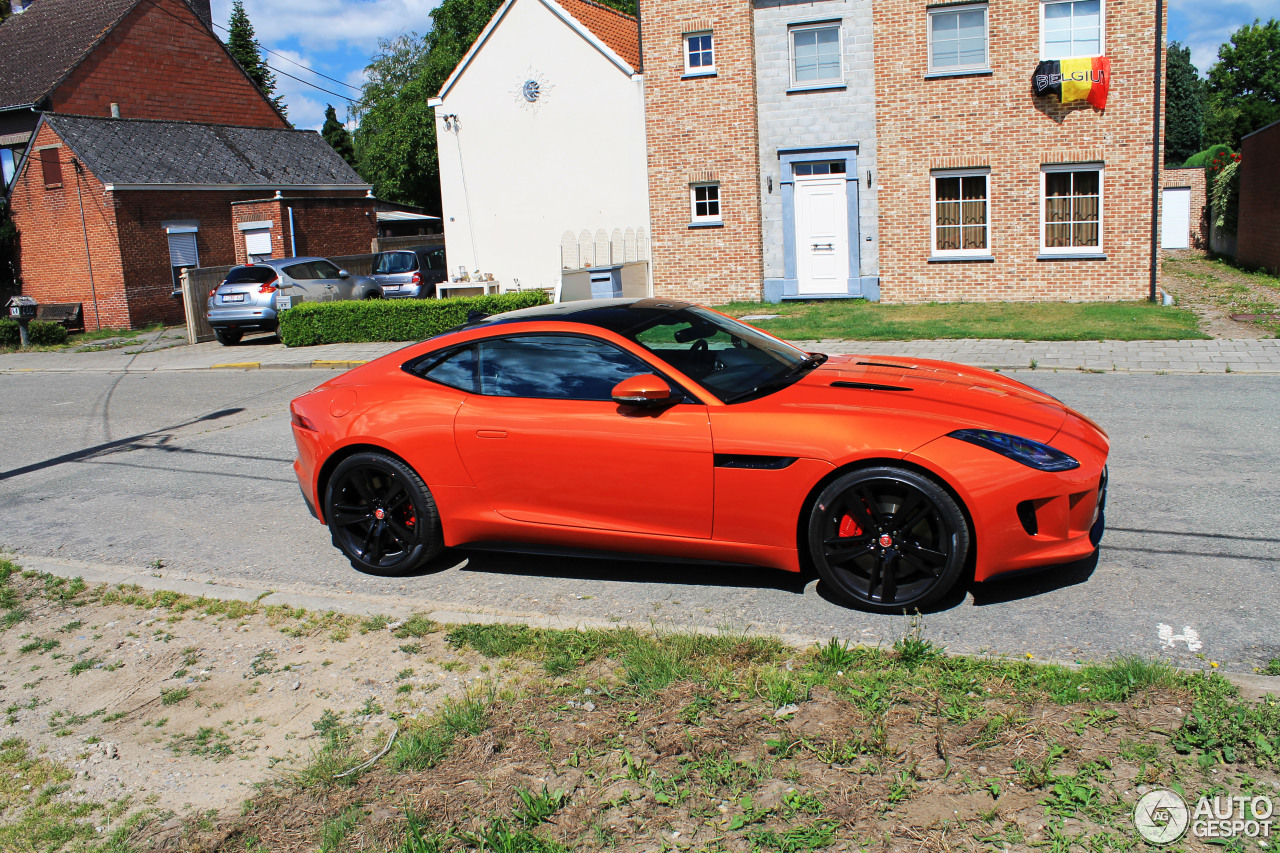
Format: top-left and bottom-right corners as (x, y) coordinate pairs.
(556, 0), (640, 72)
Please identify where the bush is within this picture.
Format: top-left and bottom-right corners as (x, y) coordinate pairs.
(1182, 143), (1232, 169)
(0, 318), (68, 347)
(278, 291), (552, 347)
(28, 320), (68, 346)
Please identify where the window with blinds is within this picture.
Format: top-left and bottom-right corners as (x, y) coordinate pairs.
(931, 169), (990, 256)
(1041, 167), (1101, 252)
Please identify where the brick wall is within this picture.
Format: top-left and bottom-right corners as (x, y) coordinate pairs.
(1160, 165), (1207, 250)
(871, 0), (1162, 302)
(230, 199), (287, 265)
(640, 0), (764, 304)
(49, 0), (287, 129)
(8, 124), (129, 330)
(1237, 122), (1280, 275)
(229, 194), (373, 264)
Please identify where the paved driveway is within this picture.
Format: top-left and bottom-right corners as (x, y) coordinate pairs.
(1, 366), (1276, 673)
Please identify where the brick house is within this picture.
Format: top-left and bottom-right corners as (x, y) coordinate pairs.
(1159, 166), (1206, 251)
(8, 115), (371, 329)
(1, 0), (370, 329)
(1236, 121), (1279, 276)
(638, 0), (763, 304)
(638, 0), (1163, 304)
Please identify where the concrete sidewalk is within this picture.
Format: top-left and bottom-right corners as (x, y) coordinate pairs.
(2, 329), (1280, 375)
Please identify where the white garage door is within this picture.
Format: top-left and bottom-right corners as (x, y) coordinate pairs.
(1161, 187), (1191, 249)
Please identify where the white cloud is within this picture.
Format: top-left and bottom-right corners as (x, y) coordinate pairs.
(211, 0), (442, 52)
(1167, 0), (1276, 74)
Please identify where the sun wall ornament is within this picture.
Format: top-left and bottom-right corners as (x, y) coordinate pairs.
(513, 68), (553, 112)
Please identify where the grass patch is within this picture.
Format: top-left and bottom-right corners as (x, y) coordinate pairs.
(715, 299), (1208, 341)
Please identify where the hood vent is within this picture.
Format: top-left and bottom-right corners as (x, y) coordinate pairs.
(831, 380), (912, 392)
(856, 361), (916, 369)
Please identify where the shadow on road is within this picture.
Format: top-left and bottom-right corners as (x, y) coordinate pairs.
(970, 550), (1100, 606)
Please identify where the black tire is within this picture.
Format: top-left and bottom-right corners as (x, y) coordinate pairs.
(806, 466), (969, 613)
(324, 452), (443, 575)
(363, 289), (383, 299)
(213, 328), (242, 346)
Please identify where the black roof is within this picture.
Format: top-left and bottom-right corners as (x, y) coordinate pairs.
(465, 298), (694, 334)
(0, 0), (136, 109)
(44, 114), (368, 187)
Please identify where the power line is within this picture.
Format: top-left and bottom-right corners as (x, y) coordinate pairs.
(266, 62), (358, 103)
(211, 21), (363, 93)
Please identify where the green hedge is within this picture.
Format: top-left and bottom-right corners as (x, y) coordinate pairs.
(278, 291), (552, 347)
(0, 318), (67, 347)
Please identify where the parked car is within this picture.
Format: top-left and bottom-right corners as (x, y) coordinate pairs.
(370, 246), (447, 299)
(289, 298), (1109, 613)
(206, 257), (382, 345)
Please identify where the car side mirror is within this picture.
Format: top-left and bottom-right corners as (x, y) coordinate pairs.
(612, 374), (674, 407)
(338, 269), (350, 278)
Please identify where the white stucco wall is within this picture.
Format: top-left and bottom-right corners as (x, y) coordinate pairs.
(433, 0), (650, 293)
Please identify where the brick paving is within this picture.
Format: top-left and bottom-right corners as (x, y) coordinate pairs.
(3, 330), (1279, 375)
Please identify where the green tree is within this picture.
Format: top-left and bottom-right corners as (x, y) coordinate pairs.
(226, 0), (287, 120)
(321, 105), (359, 171)
(1164, 42), (1203, 166)
(1202, 19), (1280, 149)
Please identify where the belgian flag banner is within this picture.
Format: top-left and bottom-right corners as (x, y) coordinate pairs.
(1033, 56), (1111, 109)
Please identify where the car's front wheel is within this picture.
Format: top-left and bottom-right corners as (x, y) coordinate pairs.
(324, 452), (442, 575)
(213, 328), (242, 346)
(807, 466), (969, 613)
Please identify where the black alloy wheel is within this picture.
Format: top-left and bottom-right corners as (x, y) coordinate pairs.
(807, 466), (969, 612)
(324, 452), (442, 575)
(214, 328), (242, 345)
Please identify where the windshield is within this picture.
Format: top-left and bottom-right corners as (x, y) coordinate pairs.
(375, 252), (416, 274)
(620, 307), (814, 403)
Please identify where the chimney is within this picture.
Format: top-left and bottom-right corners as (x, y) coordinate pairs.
(185, 0), (212, 29)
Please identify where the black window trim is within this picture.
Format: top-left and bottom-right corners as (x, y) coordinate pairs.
(403, 330), (697, 403)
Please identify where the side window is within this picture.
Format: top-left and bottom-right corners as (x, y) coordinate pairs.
(420, 346), (477, 393)
(282, 262), (315, 280)
(478, 335), (653, 401)
(426, 249), (446, 270)
(311, 260), (342, 279)
(684, 32), (715, 75)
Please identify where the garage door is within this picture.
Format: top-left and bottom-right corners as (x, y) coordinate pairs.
(1161, 187), (1191, 249)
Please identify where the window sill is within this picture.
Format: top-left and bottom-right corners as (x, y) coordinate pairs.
(681, 70), (717, 80)
(786, 82), (847, 94)
(924, 68), (994, 79)
(928, 255), (994, 263)
(1037, 252), (1107, 261)
(688, 220), (724, 229)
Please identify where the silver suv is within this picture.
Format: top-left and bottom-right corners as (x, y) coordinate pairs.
(370, 246), (446, 298)
(206, 257), (382, 345)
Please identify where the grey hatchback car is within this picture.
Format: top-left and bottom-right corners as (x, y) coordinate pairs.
(370, 246), (446, 298)
(206, 257), (382, 345)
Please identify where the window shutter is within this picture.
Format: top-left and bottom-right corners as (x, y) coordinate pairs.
(244, 229), (272, 257)
(167, 232), (199, 268)
(40, 148), (62, 186)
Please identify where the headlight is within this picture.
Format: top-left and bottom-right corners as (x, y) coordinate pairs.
(948, 429), (1079, 472)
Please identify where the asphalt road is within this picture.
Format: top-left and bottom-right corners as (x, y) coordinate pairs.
(1, 368), (1276, 672)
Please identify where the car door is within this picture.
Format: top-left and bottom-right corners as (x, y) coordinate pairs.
(279, 261), (328, 304)
(452, 333), (714, 539)
(310, 259), (349, 300)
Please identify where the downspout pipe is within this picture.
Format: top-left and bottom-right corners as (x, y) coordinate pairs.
(288, 206), (297, 257)
(1148, 0), (1165, 302)
(71, 157), (102, 330)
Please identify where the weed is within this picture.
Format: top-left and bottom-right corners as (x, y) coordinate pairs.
(813, 636), (857, 670)
(447, 623), (536, 657)
(19, 638), (59, 655)
(1264, 658), (1280, 677)
(393, 693), (491, 771)
(320, 805), (365, 852)
(893, 614), (943, 668)
(513, 786), (567, 827)
(394, 613), (438, 638)
(750, 820), (838, 853)
(69, 658), (100, 676)
(359, 615), (391, 634)
(248, 650), (276, 677)
(160, 687), (191, 706)
(58, 620), (83, 633)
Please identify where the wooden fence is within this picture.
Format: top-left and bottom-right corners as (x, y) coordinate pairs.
(179, 253), (378, 344)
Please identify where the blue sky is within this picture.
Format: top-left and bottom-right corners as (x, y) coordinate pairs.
(212, 0), (1275, 131)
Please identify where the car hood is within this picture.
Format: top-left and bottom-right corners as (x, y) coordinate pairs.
(766, 354), (1071, 444)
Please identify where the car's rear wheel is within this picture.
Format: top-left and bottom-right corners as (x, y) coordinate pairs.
(363, 290), (383, 299)
(213, 328), (242, 346)
(324, 452), (442, 575)
(807, 466), (969, 613)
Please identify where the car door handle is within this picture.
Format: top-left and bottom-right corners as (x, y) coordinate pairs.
(476, 429), (507, 439)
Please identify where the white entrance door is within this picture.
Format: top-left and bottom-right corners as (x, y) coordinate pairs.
(1161, 187), (1191, 249)
(795, 176), (849, 295)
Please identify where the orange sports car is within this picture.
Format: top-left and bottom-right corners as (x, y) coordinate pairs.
(290, 299), (1108, 612)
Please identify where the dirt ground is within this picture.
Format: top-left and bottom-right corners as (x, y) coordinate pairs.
(1160, 250), (1280, 338)
(0, 576), (487, 818)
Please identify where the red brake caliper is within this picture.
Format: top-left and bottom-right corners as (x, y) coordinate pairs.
(838, 515), (862, 538)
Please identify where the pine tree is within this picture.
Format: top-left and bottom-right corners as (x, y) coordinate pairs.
(321, 105), (359, 172)
(226, 0), (287, 120)
(1164, 43), (1203, 167)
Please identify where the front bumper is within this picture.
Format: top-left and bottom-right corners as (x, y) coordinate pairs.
(906, 418), (1109, 583)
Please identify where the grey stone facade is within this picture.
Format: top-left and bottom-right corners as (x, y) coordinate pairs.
(754, 0), (879, 301)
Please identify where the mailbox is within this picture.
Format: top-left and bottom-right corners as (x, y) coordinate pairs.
(6, 296), (37, 320)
